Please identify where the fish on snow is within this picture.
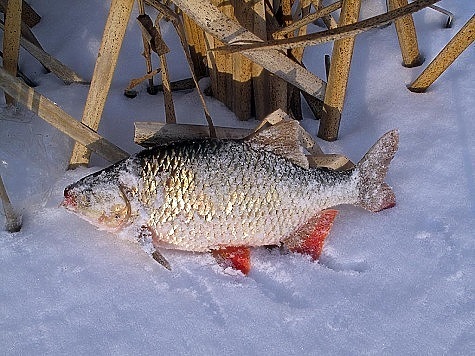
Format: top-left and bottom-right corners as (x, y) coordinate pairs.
(62, 121), (399, 274)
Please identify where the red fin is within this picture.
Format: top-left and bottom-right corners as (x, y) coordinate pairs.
(212, 246), (251, 275)
(284, 209), (338, 260)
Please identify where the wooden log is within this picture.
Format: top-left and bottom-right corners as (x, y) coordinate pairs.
(388, 0), (424, 67)
(2, 0), (22, 105)
(134, 122), (253, 146)
(0, 66), (129, 164)
(318, 0), (361, 141)
(0, 20), (89, 84)
(220, 0), (441, 53)
(69, 0), (134, 168)
(170, 0), (327, 100)
(0, 174), (22, 232)
(408, 15), (475, 93)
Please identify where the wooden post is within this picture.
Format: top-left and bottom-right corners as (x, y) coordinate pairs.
(69, 0), (134, 168)
(231, 0), (253, 120)
(409, 15), (475, 93)
(388, 0), (424, 67)
(318, 0), (361, 141)
(0, 174), (21, 232)
(2, 0), (22, 105)
(0, 66), (129, 163)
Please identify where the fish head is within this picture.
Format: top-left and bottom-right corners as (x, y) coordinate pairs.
(62, 170), (134, 231)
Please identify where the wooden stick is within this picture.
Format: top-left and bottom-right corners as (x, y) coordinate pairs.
(318, 0), (362, 141)
(137, 0), (155, 91)
(0, 66), (129, 164)
(155, 17), (176, 123)
(0, 174), (22, 232)
(219, 0), (440, 53)
(408, 15), (475, 93)
(388, 0), (424, 67)
(2, 0), (22, 105)
(273, 0), (342, 38)
(0, 20), (89, 84)
(125, 68), (161, 91)
(69, 0), (134, 168)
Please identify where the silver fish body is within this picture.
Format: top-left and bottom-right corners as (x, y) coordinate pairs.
(62, 125), (398, 257)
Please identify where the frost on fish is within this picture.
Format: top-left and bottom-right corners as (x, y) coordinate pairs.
(62, 123), (399, 274)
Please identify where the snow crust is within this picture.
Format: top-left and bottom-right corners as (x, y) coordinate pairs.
(1, 0), (474, 354)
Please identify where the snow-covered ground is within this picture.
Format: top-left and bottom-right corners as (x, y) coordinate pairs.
(1, 0), (473, 354)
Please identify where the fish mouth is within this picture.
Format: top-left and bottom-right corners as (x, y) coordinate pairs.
(61, 187), (77, 210)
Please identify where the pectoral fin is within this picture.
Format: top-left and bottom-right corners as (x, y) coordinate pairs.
(212, 246), (251, 275)
(139, 225), (172, 270)
(283, 209), (338, 260)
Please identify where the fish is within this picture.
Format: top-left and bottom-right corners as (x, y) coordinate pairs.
(61, 121), (398, 274)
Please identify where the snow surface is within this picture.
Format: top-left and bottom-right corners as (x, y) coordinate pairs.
(1, 0), (474, 354)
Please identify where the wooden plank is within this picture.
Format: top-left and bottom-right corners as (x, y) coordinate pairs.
(221, 0), (441, 53)
(250, 0), (268, 121)
(182, 13), (208, 77)
(409, 15), (475, 92)
(134, 122), (253, 146)
(232, 0), (253, 120)
(69, 0), (134, 168)
(318, 0), (362, 141)
(0, 66), (129, 164)
(2, 0), (22, 105)
(170, 0), (327, 100)
(0, 20), (88, 84)
(388, 0), (424, 67)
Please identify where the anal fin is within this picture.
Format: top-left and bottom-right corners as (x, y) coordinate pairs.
(283, 209), (338, 260)
(212, 246), (251, 275)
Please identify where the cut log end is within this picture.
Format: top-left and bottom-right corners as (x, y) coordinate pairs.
(5, 212), (22, 233)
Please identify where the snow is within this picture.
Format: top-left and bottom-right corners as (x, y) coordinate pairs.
(1, 0), (474, 354)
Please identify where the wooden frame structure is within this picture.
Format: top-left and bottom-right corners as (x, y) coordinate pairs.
(1, 0), (464, 175)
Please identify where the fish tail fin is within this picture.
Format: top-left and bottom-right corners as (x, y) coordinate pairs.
(355, 130), (399, 212)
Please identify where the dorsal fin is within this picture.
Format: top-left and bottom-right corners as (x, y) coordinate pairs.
(246, 120), (309, 169)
